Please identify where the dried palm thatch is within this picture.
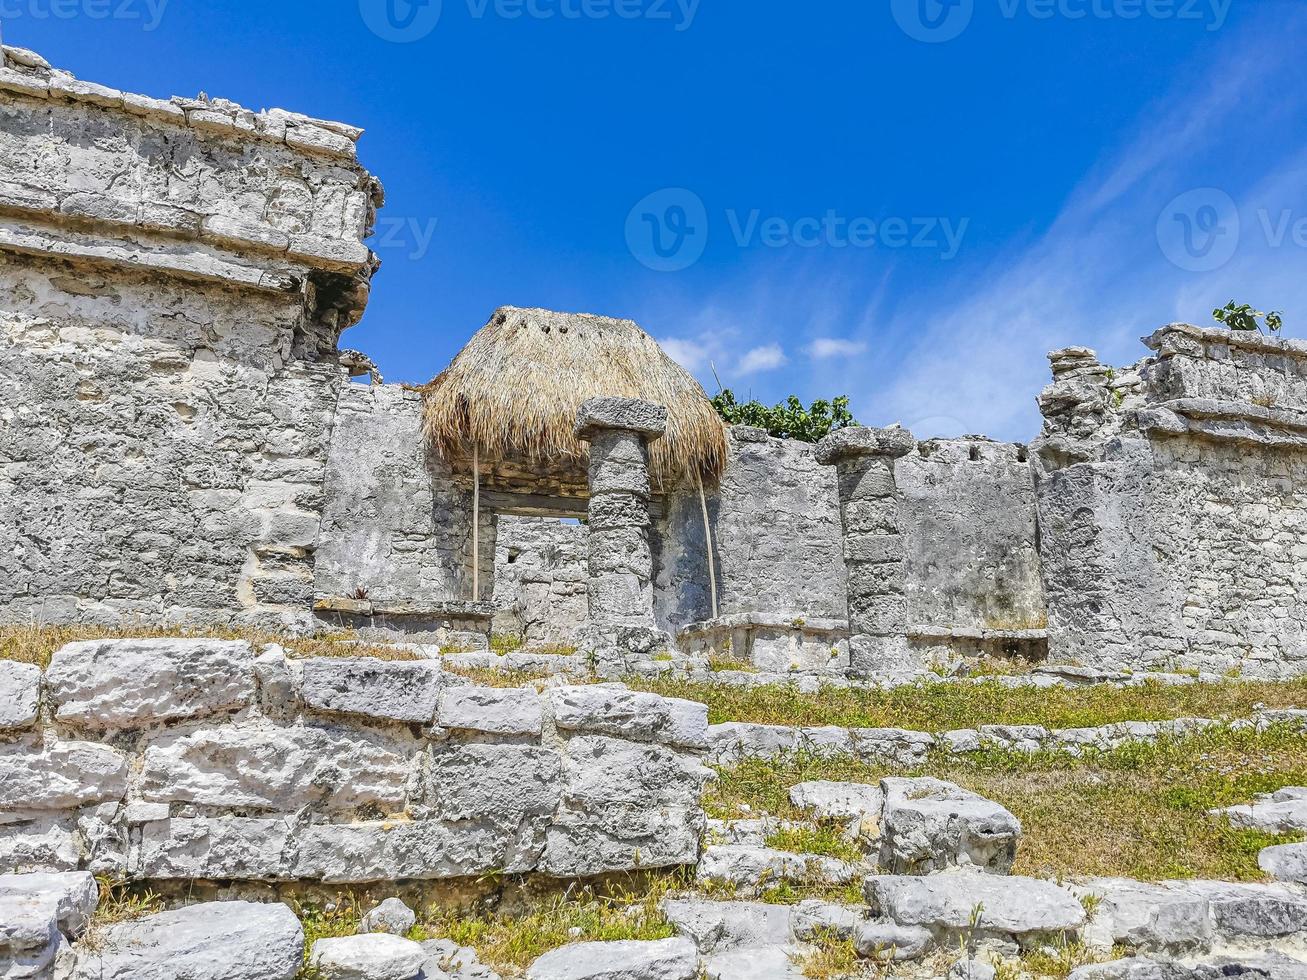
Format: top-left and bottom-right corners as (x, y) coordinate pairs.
(423, 307), (728, 489)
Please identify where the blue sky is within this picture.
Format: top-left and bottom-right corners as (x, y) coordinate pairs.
(5, 0), (1306, 441)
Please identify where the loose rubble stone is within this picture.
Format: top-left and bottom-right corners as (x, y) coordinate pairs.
(866, 872), (1085, 943)
(790, 900), (864, 940)
(0, 891), (60, 958)
(0, 872), (98, 937)
(853, 919), (934, 960)
(701, 945), (806, 980)
(852, 728), (934, 766)
(310, 933), (427, 980)
(0, 661), (40, 729)
(0, 738), (128, 810)
(359, 898), (418, 936)
(696, 845), (860, 891)
(437, 687), (543, 736)
(1079, 877), (1307, 954)
(45, 639), (255, 729)
(419, 938), (501, 979)
(300, 658), (443, 723)
(1069, 954), (1307, 979)
(139, 722), (409, 811)
(878, 776), (1021, 874)
(1213, 788), (1307, 833)
(1260, 842), (1307, 884)
(663, 898), (794, 952)
(70, 901), (304, 980)
(950, 959), (998, 980)
(527, 937), (697, 980)
(788, 781), (884, 821)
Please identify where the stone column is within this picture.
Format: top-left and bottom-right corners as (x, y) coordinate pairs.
(815, 426), (924, 681)
(574, 397), (668, 667)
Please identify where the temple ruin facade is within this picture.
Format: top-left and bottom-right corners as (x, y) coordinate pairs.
(4, 48), (1307, 682)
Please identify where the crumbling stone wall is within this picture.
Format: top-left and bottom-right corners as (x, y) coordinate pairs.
(491, 517), (588, 647)
(0, 639), (709, 881)
(1035, 324), (1307, 677)
(0, 50), (380, 631)
(314, 384), (477, 609)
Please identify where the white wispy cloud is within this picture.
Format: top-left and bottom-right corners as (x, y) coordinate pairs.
(808, 337), (869, 360)
(737, 343), (787, 374)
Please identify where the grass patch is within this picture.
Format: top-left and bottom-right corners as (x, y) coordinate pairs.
(77, 878), (166, 953)
(764, 824), (864, 863)
(796, 927), (859, 979)
(0, 624), (416, 670)
(443, 666), (553, 688)
(631, 675), (1307, 732)
(706, 725), (1307, 882)
(420, 875), (680, 973)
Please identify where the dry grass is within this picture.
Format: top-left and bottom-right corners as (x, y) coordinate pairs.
(443, 666), (553, 688)
(796, 928), (861, 979)
(418, 874), (683, 976)
(76, 878), (166, 953)
(422, 306), (728, 490)
(631, 674), (1307, 732)
(0, 624), (418, 670)
(706, 725), (1307, 882)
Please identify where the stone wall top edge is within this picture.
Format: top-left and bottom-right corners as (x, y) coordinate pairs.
(1144, 322), (1307, 361)
(0, 46), (366, 165)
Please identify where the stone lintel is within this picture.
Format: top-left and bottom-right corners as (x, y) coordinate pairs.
(574, 397), (668, 442)
(814, 426), (915, 466)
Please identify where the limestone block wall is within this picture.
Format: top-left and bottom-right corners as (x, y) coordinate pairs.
(0, 640), (709, 882)
(897, 439), (1047, 635)
(1035, 325), (1307, 677)
(314, 384), (478, 610)
(0, 50), (381, 631)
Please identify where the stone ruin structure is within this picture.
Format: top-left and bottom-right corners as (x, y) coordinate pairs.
(8, 44), (1307, 980)
(3, 46), (1307, 684)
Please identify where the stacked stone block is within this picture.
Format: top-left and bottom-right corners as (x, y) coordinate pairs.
(815, 426), (924, 680)
(0, 640), (709, 883)
(575, 398), (669, 668)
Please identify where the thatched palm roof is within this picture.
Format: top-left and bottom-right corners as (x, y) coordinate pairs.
(423, 307), (728, 490)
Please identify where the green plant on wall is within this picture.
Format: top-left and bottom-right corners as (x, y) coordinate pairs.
(1213, 301), (1283, 335)
(712, 390), (857, 443)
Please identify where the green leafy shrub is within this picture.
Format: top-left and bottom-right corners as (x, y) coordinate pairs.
(1213, 301), (1283, 335)
(712, 390), (856, 442)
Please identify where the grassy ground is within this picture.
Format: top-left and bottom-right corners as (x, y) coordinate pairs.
(0, 624), (416, 669)
(632, 675), (1307, 732)
(707, 724), (1307, 882)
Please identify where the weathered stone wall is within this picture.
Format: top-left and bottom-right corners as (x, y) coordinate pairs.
(490, 517), (588, 647)
(0, 639), (709, 882)
(314, 384), (477, 610)
(1035, 325), (1307, 677)
(897, 439), (1046, 633)
(0, 50), (380, 632)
